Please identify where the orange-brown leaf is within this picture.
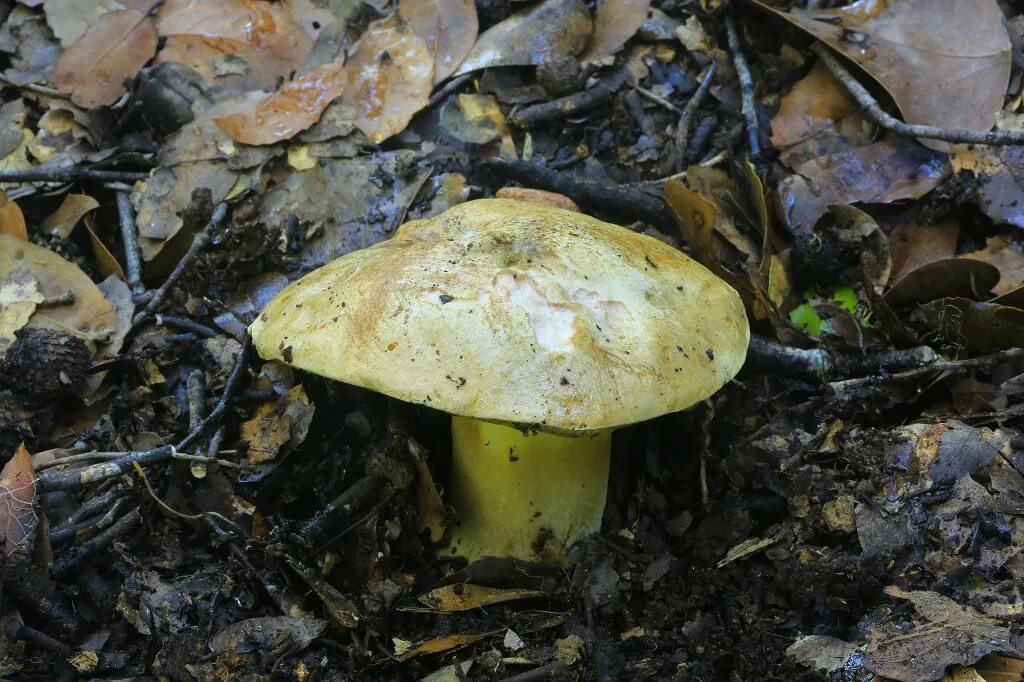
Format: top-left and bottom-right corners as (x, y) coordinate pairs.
(0, 444), (36, 557)
(341, 14), (433, 144)
(0, 190), (27, 240)
(580, 0), (650, 61)
(400, 0), (478, 83)
(214, 63), (346, 145)
(54, 9), (157, 108)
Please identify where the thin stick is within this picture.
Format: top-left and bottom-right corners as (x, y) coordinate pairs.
(724, 14), (762, 162)
(51, 507), (141, 576)
(811, 42), (1024, 146)
(35, 446), (174, 493)
(0, 167), (150, 184)
(130, 202), (228, 331)
(676, 64), (716, 172)
(116, 190), (146, 295)
(634, 86), (682, 114)
(510, 66), (632, 129)
(175, 333), (249, 452)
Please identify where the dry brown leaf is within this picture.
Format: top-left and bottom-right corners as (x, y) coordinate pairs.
(54, 9), (158, 108)
(747, 0), (1011, 151)
(0, 189), (27, 240)
(400, 0), (478, 84)
(393, 632), (491, 661)
(155, 0), (333, 92)
(341, 14), (433, 144)
(580, 0), (650, 62)
(776, 136), (950, 233)
(888, 220), (959, 284)
(417, 584), (547, 612)
(213, 63), (346, 146)
(40, 193), (99, 239)
(240, 385), (315, 464)
(84, 215), (126, 281)
(454, 0), (593, 76)
(769, 60), (873, 167)
(964, 235), (1024, 296)
(0, 443), (37, 558)
(0, 234), (116, 348)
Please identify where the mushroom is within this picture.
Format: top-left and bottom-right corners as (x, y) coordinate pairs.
(249, 199), (749, 561)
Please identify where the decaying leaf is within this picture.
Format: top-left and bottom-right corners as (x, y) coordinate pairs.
(0, 6), (62, 86)
(888, 220), (959, 284)
(747, 0), (1011, 151)
(776, 136), (951, 233)
(0, 189), (27, 240)
(964, 235), (1024, 296)
(0, 443), (37, 558)
(437, 93), (507, 145)
(580, 0), (651, 62)
(786, 635), (861, 676)
(418, 584), (547, 612)
(40, 193), (99, 239)
(400, 0), (478, 84)
(240, 385), (315, 464)
(921, 297), (1024, 353)
(0, 234), (116, 349)
(213, 63), (346, 146)
(286, 558), (360, 629)
(0, 273), (44, 354)
(155, 0), (332, 92)
(885, 259), (1000, 308)
(341, 14), (433, 144)
(769, 60), (873, 167)
(407, 438), (446, 544)
(54, 9), (158, 108)
(864, 586), (1017, 682)
(393, 632), (492, 661)
(211, 616), (326, 655)
(953, 113), (1024, 229)
(454, 0), (593, 76)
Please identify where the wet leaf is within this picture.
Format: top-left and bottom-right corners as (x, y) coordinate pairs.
(864, 586), (1017, 682)
(776, 136), (950, 233)
(0, 443), (36, 558)
(454, 0), (593, 76)
(418, 584), (547, 612)
(213, 63), (346, 146)
(54, 9), (158, 108)
(40, 193), (99, 239)
(770, 60), (873, 167)
(393, 632), (491, 661)
(747, 0), (1011, 151)
(286, 558), (360, 629)
(341, 14), (433, 144)
(920, 297), (1024, 353)
(884, 259), (1000, 308)
(155, 0), (331, 92)
(0, 234), (116, 349)
(438, 93), (506, 145)
(964, 235), (1024, 296)
(888, 219), (959, 284)
(400, 0), (478, 84)
(580, 0), (650, 62)
(211, 616), (326, 655)
(0, 190), (27, 240)
(240, 385), (315, 464)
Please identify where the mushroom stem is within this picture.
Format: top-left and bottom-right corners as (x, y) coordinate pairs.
(446, 415), (611, 562)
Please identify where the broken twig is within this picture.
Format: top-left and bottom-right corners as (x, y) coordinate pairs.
(724, 15), (762, 162)
(511, 66), (632, 129)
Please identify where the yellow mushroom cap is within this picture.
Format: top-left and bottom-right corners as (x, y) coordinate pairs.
(249, 198), (749, 431)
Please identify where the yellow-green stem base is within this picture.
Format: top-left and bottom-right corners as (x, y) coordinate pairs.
(444, 415), (611, 562)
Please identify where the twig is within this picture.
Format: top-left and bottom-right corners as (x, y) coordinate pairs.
(186, 369), (205, 431)
(0, 167), (150, 184)
(51, 507), (141, 577)
(746, 334), (937, 382)
(296, 475), (388, 546)
(50, 497), (128, 545)
(827, 347), (1024, 394)
(634, 86), (683, 114)
(37, 291), (75, 307)
(175, 332), (249, 451)
(478, 158), (670, 225)
(675, 64), (716, 172)
(3, 619), (74, 657)
(0, 75), (69, 99)
(724, 14), (762, 162)
(428, 73), (474, 107)
(155, 314), (217, 338)
(811, 42), (1024, 146)
(116, 190), (146, 295)
(36, 446), (174, 493)
(511, 66), (632, 129)
(498, 662), (563, 682)
(130, 202), (228, 332)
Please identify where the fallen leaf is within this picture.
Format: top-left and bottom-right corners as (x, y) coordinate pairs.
(438, 92), (506, 145)
(747, 0), (1011, 151)
(580, 0), (650, 61)
(40, 193), (99, 239)
(407, 439), (446, 544)
(454, 0), (593, 76)
(240, 385), (315, 464)
(885, 259), (1000, 308)
(786, 635), (860, 675)
(286, 558), (360, 629)
(864, 586), (1017, 682)
(211, 616), (326, 655)
(964, 235), (1024, 296)
(0, 234), (117, 349)
(953, 113), (1024, 229)
(54, 9), (158, 108)
(44, 0), (136, 46)
(770, 60), (874, 167)
(776, 136), (951, 233)
(213, 63), (346, 146)
(0, 443), (37, 558)
(888, 220), (959, 284)
(0, 190), (27, 240)
(0, 6), (62, 86)
(394, 632), (492, 661)
(155, 0), (331, 92)
(0, 273), (43, 354)
(418, 584), (547, 612)
(400, 0), (478, 84)
(84, 215), (126, 281)
(341, 14), (433, 143)
(921, 298), (1024, 353)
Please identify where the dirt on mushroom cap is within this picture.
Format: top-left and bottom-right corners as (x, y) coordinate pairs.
(249, 199), (750, 431)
